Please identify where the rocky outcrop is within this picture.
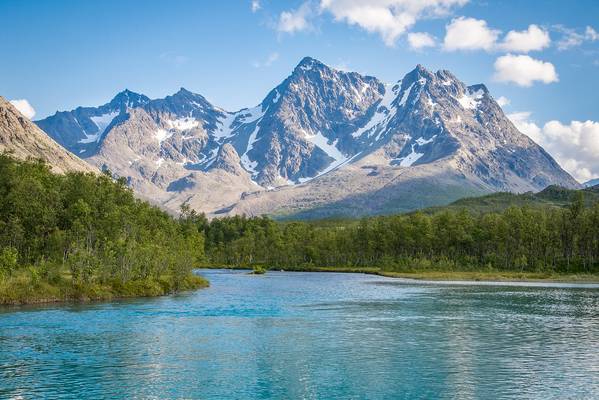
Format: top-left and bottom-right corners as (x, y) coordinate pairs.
(211, 144), (245, 175)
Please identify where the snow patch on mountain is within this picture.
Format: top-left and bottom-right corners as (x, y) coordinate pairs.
(155, 128), (173, 144)
(79, 111), (119, 143)
(238, 105), (264, 123)
(299, 131), (349, 183)
(457, 88), (484, 110)
(351, 84), (397, 139)
(240, 124), (261, 175)
(165, 117), (199, 131)
(272, 91), (281, 104)
(399, 83), (414, 107)
(415, 135), (436, 145)
(214, 112), (238, 140)
(398, 144), (424, 167)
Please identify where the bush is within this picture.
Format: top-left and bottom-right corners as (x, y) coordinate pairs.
(0, 247), (18, 278)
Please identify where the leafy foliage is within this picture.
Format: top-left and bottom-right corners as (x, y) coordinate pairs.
(0, 155), (206, 304)
(202, 194), (599, 274)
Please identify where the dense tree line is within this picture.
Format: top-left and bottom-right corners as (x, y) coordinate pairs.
(0, 155), (206, 303)
(200, 193), (599, 274)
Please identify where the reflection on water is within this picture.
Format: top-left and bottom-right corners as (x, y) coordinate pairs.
(1, 270), (598, 399)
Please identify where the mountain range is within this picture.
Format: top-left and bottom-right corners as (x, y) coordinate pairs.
(34, 57), (580, 218)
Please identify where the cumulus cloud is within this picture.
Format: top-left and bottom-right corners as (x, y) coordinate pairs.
(277, 2), (313, 34)
(9, 99), (36, 119)
(319, 0), (468, 47)
(443, 17), (500, 51)
(496, 96), (510, 107)
(407, 32), (436, 50)
(509, 113), (599, 182)
(252, 52), (279, 68)
(499, 24), (550, 52)
(508, 112), (542, 141)
(444, 21), (550, 53)
(251, 0), (261, 12)
(493, 54), (558, 87)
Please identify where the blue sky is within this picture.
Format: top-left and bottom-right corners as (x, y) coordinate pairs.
(1, 0), (598, 181)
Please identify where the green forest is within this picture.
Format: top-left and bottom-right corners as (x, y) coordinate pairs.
(2, 154), (598, 305)
(0, 155), (207, 305)
(199, 192), (599, 277)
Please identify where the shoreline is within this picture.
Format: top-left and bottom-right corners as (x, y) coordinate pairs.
(200, 265), (599, 284)
(0, 274), (209, 307)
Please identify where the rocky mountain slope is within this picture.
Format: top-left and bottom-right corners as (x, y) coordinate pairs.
(0, 97), (95, 174)
(35, 58), (580, 217)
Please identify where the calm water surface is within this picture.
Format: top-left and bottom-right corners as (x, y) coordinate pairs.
(1, 270), (598, 399)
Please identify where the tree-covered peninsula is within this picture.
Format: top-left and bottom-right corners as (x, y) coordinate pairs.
(0, 155), (207, 305)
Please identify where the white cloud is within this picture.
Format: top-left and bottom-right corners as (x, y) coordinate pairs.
(444, 21), (551, 53)
(496, 96), (510, 107)
(556, 29), (583, 50)
(443, 17), (500, 51)
(251, 0), (261, 12)
(556, 25), (599, 50)
(493, 54), (558, 87)
(319, 0), (468, 47)
(508, 112), (542, 141)
(252, 52), (279, 68)
(509, 113), (599, 182)
(277, 2), (313, 34)
(9, 99), (36, 119)
(585, 26), (599, 41)
(499, 24), (550, 53)
(407, 32), (436, 50)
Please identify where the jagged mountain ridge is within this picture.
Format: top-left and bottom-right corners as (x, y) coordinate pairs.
(35, 89), (150, 156)
(35, 57), (580, 217)
(0, 96), (95, 174)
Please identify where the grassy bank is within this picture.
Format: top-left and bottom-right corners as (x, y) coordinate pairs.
(201, 265), (599, 283)
(0, 271), (208, 306)
(376, 270), (599, 282)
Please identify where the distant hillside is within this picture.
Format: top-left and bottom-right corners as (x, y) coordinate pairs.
(422, 184), (599, 214)
(0, 96), (94, 174)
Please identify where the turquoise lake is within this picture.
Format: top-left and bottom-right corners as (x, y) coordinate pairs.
(1, 269), (598, 399)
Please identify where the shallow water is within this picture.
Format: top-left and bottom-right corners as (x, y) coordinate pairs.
(1, 270), (598, 399)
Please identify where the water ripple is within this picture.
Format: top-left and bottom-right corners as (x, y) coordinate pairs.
(0, 270), (597, 399)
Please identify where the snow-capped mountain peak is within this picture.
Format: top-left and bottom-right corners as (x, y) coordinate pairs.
(36, 58), (580, 218)
(109, 89), (150, 110)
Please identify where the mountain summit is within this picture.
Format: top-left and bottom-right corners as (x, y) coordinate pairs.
(35, 58), (579, 217)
